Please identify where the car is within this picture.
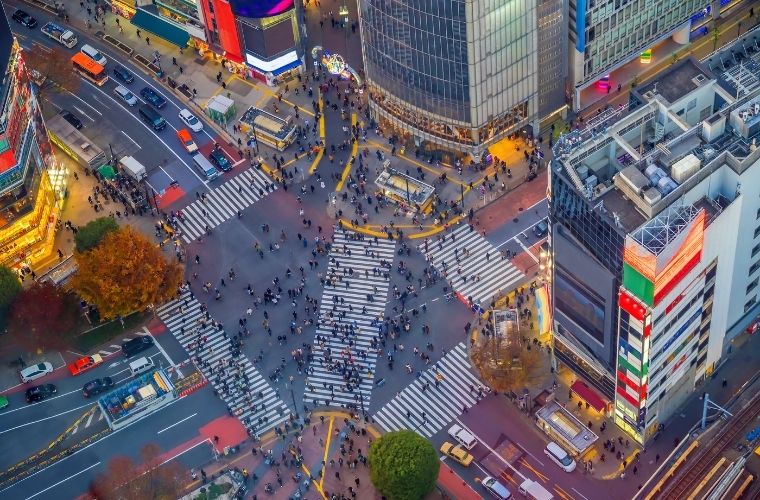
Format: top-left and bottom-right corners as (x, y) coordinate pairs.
(20, 362), (54, 383)
(26, 384), (57, 403)
(68, 354), (104, 376)
(60, 110), (82, 129)
(0, 396), (9, 410)
(140, 86), (166, 109)
(12, 9), (37, 28)
(179, 108), (203, 132)
(439, 441), (474, 467)
(82, 377), (114, 398)
(176, 128), (198, 153)
(121, 336), (154, 358)
(533, 220), (548, 238)
(209, 148), (233, 172)
(482, 476), (512, 499)
(448, 424), (477, 450)
(112, 65), (134, 84)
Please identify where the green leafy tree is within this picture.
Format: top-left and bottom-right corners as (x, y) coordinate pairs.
(75, 217), (119, 253)
(369, 430), (439, 500)
(0, 266), (21, 310)
(8, 282), (79, 352)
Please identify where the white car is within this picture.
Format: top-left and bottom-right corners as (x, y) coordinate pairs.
(448, 424), (478, 450)
(20, 362), (54, 383)
(179, 108), (203, 132)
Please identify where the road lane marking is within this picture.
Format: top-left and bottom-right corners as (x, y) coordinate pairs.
(0, 388), (84, 416)
(319, 417), (334, 490)
(66, 90), (102, 115)
(143, 327), (183, 377)
(24, 461), (101, 500)
(72, 105), (95, 122)
(121, 130), (140, 148)
(572, 487), (591, 500)
(157, 413), (197, 434)
(0, 402), (95, 435)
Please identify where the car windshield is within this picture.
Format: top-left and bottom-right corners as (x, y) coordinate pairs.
(187, 115), (198, 124)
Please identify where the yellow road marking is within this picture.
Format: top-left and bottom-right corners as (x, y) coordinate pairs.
(335, 113), (358, 191)
(365, 140), (469, 188)
(520, 458), (549, 482)
(319, 417), (334, 490)
(309, 93), (326, 174)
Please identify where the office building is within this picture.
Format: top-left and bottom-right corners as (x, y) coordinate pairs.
(568, 0), (705, 111)
(0, 12), (65, 268)
(359, 0), (560, 159)
(550, 40), (760, 443)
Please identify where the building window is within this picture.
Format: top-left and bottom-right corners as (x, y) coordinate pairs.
(751, 260), (760, 276)
(745, 296), (757, 313)
(748, 277), (759, 295)
(755, 225), (760, 239)
(753, 242), (760, 258)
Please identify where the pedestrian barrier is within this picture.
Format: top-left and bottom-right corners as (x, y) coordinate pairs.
(101, 34), (134, 57)
(179, 379), (209, 397)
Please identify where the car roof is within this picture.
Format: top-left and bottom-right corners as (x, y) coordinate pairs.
(177, 128), (192, 139)
(180, 109), (192, 117)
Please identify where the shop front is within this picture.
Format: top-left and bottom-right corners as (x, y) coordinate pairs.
(130, 7), (190, 48)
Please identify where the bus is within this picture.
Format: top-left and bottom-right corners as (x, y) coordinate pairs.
(71, 53), (108, 86)
(239, 106), (297, 152)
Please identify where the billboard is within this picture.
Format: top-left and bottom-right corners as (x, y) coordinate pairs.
(229, 0), (294, 18)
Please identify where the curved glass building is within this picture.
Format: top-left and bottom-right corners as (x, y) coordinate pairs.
(359, 0), (543, 157)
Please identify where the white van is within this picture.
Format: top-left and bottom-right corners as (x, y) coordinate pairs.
(544, 442), (576, 472)
(448, 424), (477, 450)
(114, 85), (137, 106)
(81, 44), (107, 66)
(129, 356), (154, 377)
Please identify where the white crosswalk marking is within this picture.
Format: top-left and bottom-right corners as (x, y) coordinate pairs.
(420, 224), (525, 306)
(176, 167), (276, 242)
(372, 343), (488, 437)
(156, 291), (291, 435)
(303, 229), (396, 412)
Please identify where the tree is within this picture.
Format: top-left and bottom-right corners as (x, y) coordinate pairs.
(711, 22), (721, 52)
(471, 338), (543, 393)
(369, 430), (439, 500)
(71, 226), (183, 320)
(7, 282), (79, 352)
(75, 217), (119, 253)
(89, 443), (186, 499)
(22, 45), (80, 105)
(0, 266), (21, 310)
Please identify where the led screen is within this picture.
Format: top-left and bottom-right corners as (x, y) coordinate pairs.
(555, 266), (606, 345)
(230, 0), (294, 18)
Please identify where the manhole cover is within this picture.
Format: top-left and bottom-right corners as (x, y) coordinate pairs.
(518, 207), (524, 211)
(512, 218), (519, 223)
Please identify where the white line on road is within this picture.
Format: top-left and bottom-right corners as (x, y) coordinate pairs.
(85, 411), (96, 428)
(0, 388), (84, 416)
(143, 327), (183, 377)
(67, 90), (102, 116)
(157, 413), (197, 434)
(72, 105), (95, 122)
(24, 462), (101, 500)
(572, 487), (591, 500)
(121, 130), (140, 148)
(517, 237), (540, 263)
(0, 402), (95, 435)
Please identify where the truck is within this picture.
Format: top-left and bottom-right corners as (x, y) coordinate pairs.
(41, 22), (77, 48)
(118, 156), (147, 182)
(518, 480), (553, 500)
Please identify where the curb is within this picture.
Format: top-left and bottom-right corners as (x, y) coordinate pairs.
(179, 379), (208, 397)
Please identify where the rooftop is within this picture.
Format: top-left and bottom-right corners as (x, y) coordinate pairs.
(98, 369), (174, 424)
(535, 400), (598, 455)
(634, 57), (712, 105)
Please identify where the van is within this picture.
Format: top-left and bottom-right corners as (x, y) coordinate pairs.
(544, 442), (576, 472)
(81, 44), (107, 66)
(192, 153), (220, 181)
(448, 424), (477, 450)
(129, 356), (154, 377)
(482, 476), (511, 499)
(114, 85), (137, 106)
(139, 105), (166, 131)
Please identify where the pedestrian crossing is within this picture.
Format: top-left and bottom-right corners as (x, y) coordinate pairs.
(303, 229), (396, 411)
(156, 290), (291, 436)
(176, 167), (276, 242)
(372, 342), (488, 438)
(420, 224), (524, 306)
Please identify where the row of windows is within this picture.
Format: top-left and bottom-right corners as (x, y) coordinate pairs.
(651, 290), (703, 354)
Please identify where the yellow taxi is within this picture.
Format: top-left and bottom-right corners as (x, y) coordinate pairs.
(440, 441), (474, 466)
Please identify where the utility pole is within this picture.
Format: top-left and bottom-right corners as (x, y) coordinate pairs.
(701, 393), (732, 430)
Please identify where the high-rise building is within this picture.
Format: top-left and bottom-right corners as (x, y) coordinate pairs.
(0, 11), (65, 268)
(550, 45), (760, 443)
(359, 0), (562, 158)
(568, 0), (704, 111)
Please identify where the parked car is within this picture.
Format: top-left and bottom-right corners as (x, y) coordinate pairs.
(82, 377), (114, 398)
(60, 110), (82, 129)
(121, 336), (154, 358)
(26, 384), (57, 403)
(439, 442), (474, 467)
(209, 148), (232, 172)
(112, 65), (134, 84)
(68, 354), (104, 376)
(0, 396), (9, 410)
(19, 362), (54, 383)
(140, 86), (166, 109)
(179, 108), (203, 132)
(12, 9), (37, 28)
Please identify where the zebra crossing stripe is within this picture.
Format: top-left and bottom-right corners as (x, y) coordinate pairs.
(177, 167), (276, 242)
(421, 224), (525, 305)
(372, 343), (486, 438)
(304, 230), (396, 410)
(156, 291), (291, 435)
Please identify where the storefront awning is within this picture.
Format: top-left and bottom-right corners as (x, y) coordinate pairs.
(271, 59), (301, 76)
(131, 9), (189, 48)
(571, 380), (607, 412)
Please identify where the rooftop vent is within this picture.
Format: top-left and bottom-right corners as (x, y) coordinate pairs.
(692, 74), (708, 86)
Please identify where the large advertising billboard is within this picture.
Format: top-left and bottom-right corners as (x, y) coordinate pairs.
(229, 0), (294, 18)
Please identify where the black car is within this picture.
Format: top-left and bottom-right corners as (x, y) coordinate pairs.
(533, 220), (548, 238)
(26, 384), (57, 403)
(82, 377), (114, 398)
(12, 9), (37, 28)
(112, 65), (134, 84)
(209, 148), (233, 172)
(140, 87), (167, 109)
(60, 110), (82, 129)
(121, 335), (154, 358)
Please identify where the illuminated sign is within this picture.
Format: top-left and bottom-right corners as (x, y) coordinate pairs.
(229, 0), (293, 18)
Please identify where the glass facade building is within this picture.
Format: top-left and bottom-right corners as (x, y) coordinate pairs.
(359, 0), (543, 157)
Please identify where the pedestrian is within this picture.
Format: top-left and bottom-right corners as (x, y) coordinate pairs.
(655, 453), (660, 463)
(145, 36), (150, 45)
(136, 29), (141, 38)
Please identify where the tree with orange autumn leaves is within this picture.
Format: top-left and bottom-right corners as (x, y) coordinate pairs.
(71, 225), (183, 320)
